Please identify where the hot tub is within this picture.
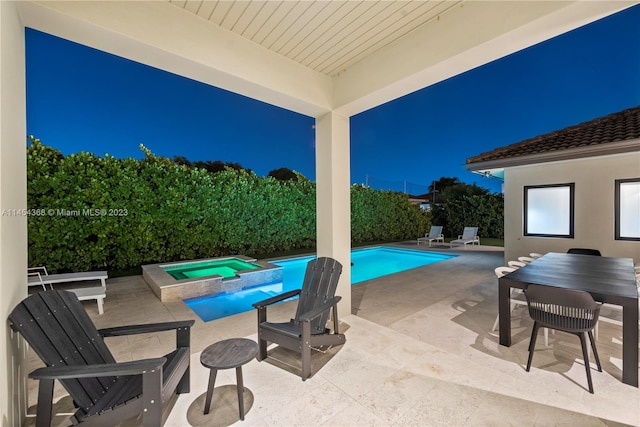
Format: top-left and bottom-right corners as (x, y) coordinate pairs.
(142, 256), (282, 302)
(164, 258), (260, 280)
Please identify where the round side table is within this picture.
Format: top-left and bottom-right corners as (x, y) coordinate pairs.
(200, 338), (259, 420)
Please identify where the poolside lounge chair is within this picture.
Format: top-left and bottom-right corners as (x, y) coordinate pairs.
(417, 225), (444, 246)
(253, 257), (345, 381)
(27, 266), (108, 314)
(8, 290), (194, 426)
(449, 227), (480, 249)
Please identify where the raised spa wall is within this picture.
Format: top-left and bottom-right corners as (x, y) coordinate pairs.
(142, 256), (283, 302)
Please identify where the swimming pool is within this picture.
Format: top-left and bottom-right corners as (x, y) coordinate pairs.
(185, 247), (455, 322)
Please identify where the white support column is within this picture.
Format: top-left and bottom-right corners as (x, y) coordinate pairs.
(315, 111), (351, 319)
(0, 2), (29, 425)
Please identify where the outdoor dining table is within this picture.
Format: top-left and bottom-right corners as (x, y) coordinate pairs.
(498, 252), (639, 387)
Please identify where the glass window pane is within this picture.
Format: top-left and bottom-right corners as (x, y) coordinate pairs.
(619, 181), (640, 238)
(526, 186), (571, 235)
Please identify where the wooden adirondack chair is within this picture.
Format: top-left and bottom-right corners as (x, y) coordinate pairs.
(9, 290), (194, 427)
(252, 257), (346, 381)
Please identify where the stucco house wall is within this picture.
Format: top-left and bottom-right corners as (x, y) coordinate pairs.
(1, 2), (29, 426)
(503, 152), (640, 264)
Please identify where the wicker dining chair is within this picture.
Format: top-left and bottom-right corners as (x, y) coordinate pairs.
(524, 284), (602, 393)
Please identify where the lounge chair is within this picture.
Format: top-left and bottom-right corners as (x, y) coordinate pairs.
(449, 227), (480, 249)
(8, 290), (194, 426)
(252, 257), (346, 381)
(27, 266), (108, 314)
(417, 225), (444, 246)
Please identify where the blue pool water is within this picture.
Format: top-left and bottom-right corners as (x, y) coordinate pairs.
(185, 247), (455, 322)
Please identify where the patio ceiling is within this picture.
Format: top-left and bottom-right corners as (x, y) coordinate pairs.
(18, 1), (636, 117)
(168, 0), (462, 77)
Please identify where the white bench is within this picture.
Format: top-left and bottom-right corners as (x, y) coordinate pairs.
(28, 268), (108, 315)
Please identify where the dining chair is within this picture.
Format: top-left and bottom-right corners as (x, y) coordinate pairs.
(595, 274), (640, 333)
(567, 248), (602, 256)
(508, 260), (527, 269)
(529, 253), (543, 259)
(518, 256), (536, 263)
(564, 248), (625, 339)
(524, 284), (602, 393)
(492, 266), (548, 346)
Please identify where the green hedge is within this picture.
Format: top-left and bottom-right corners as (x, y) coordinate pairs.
(351, 185), (428, 242)
(27, 140), (429, 272)
(440, 194), (504, 239)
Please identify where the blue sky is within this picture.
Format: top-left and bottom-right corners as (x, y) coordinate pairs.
(26, 5), (640, 195)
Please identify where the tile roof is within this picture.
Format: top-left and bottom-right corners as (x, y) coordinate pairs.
(466, 105), (640, 169)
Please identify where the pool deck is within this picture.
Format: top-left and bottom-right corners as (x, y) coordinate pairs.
(24, 242), (639, 426)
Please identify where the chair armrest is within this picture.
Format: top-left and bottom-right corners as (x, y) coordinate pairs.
(252, 289), (301, 309)
(29, 358), (167, 380)
(99, 320), (194, 337)
(28, 266), (48, 276)
(299, 296), (342, 322)
(27, 271), (47, 290)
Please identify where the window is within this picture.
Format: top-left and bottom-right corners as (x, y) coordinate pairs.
(615, 178), (640, 241)
(524, 183), (574, 238)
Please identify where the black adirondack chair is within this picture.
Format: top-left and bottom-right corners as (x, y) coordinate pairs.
(252, 257), (346, 381)
(8, 290), (194, 426)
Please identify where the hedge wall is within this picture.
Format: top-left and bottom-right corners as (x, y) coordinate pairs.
(437, 194), (504, 239)
(27, 140), (429, 272)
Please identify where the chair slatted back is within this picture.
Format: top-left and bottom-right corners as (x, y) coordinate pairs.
(461, 227), (478, 240)
(524, 284), (601, 333)
(9, 290), (117, 414)
(293, 257), (342, 334)
(428, 226), (443, 239)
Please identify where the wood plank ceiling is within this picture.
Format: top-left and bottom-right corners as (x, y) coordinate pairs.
(168, 0), (461, 77)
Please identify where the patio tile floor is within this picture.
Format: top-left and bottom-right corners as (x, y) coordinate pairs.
(24, 243), (639, 426)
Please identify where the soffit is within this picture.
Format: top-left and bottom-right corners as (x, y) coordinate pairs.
(20, 1), (636, 117)
(168, 0), (460, 77)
